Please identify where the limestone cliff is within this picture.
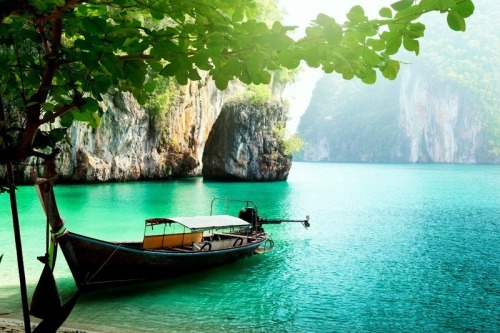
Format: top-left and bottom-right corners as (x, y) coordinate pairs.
(392, 69), (488, 163)
(297, 0), (498, 164)
(8, 74), (290, 183)
(14, 75), (225, 183)
(202, 102), (291, 181)
(297, 67), (496, 164)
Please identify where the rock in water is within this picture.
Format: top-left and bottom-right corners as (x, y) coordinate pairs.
(202, 102), (291, 181)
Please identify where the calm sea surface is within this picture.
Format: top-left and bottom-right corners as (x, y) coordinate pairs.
(1, 162), (499, 332)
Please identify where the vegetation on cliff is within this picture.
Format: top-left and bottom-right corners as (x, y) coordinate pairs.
(416, 0), (499, 157)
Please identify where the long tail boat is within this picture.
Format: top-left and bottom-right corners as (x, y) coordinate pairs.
(34, 179), (309, 290)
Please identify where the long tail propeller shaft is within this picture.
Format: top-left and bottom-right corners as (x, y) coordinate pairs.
(261, 215), (310, 229)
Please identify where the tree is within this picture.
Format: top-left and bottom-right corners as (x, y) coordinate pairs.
(0, 1), (476, 331)
(0, 0), (475, 166)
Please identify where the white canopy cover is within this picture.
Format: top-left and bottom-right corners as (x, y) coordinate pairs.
(147, 215), (250, 231)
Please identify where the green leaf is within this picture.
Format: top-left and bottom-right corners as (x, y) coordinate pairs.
(60, 111), (74, 128)
(191, 52), (212, 71)
(150, 39), (181, 59)
(438, 0), (456, 11)
(452, 0), (474, 18)
(48, 128), (67, 145)
(100, 55), (123, 78)
(148, 60), (164, 73)
(93, 75), (113, 94)
(175, 70), (189, 85)
(305, 26), (322, 39)
(346, 5), (366, 24)
(340, 66), (355, 80)
(144, 81), (156, 93)
(133, 87), (148, 105)
(322, 63), (336, 74)
(187, 69), (201, 81)
(278, 51), (300, 69)
(366, 38), (386, 51)
(315, 13), (336, 27)
(362, 48), (381, 66)
(74, 98), (100, 128)
(81, 17), (107, 35)
(361, 68), (377, 84)
(382, 32), (402, 55)
(407, 22), (426, 33)
(381, 59), (400, 80)
(447, 11), (466, 31)
(80, 98), (99, 114)
(342, 30), (363, 47)
(221, 58), (241, 78)
(258, 71), (271, 84)
(41, 102), (55, 111)
(303, 48), (321, 68)
(232, 9), (244, 22)
(213, 74), (229, 90)
(28, 0), (47, 13)
(151, 9), (165, 20)
(391, 0), (414, 11)
(160, 61), (179, 77)
(123, 60), (147, 88)
(379, 7), (393, 18)
(403, 37), (420, 55)
(419, 0), (439, 11)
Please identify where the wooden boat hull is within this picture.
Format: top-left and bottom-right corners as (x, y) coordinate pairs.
(58, 232), (267, 289)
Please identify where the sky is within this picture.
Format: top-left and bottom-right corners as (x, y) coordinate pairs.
(278, 1), (394, 134)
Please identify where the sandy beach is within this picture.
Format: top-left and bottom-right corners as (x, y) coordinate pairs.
(0, 316), (101, 333)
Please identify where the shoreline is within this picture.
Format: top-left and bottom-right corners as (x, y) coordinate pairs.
(0, 316), (102, 333)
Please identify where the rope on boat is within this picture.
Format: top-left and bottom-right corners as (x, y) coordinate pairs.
(86, 243), (123, 283)
(51, 224), (68, 240)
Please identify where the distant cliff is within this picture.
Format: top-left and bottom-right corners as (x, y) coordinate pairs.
(393, 68), (489, 163)
(296, 68), (496, 164)
(297, 0), (499, 164)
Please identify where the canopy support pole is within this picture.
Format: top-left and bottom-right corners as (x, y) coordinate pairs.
(1, 91), (31, 332)
(6, 162), (32, 333)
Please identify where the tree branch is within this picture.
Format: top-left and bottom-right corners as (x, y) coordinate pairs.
(12, 42), (28, 105)
(35, 0), (83, 24)
(39, 100), (83, 125)
(119, 54), (155, 61)
(17, 16), (64, 161)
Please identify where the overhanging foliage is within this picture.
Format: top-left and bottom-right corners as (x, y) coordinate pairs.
(0, 0), (474, 165)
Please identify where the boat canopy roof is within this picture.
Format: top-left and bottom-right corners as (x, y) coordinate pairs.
(146, 215), (250, 231)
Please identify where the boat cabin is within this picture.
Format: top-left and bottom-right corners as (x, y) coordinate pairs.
(142, 215), (257, 252)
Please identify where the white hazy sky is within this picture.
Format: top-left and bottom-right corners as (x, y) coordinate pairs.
(278, 1), (394, 135)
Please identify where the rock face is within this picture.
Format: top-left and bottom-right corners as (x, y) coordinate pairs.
(392, 69), (487, 163)
(297, 67), (496, 164)
(14, 75), (225, 183)
(202, 102), (291, 181)
(7, 76), (291, 184)
(61, 92), (159, 182)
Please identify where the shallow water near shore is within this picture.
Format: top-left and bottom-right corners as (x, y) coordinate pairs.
(1, 162), (499, 332)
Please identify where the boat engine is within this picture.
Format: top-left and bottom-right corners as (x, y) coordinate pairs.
(239, 205), (310, 230)
(238, 207), (263, 232)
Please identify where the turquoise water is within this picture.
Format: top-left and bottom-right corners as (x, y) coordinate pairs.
(1, 162), (499, 332)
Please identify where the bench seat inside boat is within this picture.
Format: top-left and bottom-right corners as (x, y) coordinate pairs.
(143, 232), (203, 249)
